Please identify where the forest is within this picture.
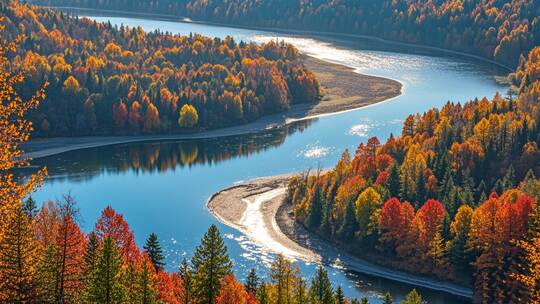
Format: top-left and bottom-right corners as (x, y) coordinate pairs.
(0, 27), (421, 304)
(33, 0), (540, 69)
(286, 47), (540, 303)
(1, 1), (320, 136)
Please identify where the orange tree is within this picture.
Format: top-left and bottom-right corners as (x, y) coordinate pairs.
(0, 21), (46, 231)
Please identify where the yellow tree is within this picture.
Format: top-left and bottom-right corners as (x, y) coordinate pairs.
(0, 23), (46, 230)
(0, 22), (47, 302)
(0, 206), (40, 302)
(178, 104), (199, 128)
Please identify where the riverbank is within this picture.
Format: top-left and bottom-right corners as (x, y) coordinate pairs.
(22, 56), (401, 159)
(207, 175), (474, 299)
(55, 6), (513, 71)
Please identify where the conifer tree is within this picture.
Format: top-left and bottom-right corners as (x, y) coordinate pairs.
(144, 233), (165, 271)
(308, 266), (333, 304)
(360, 297), (369, 304)
(191, 225), (232, 304)
(337, 199), (358, 241)
(334, 286), (345, 304)
(244, 268), (259, 294)
(22, 197), (38, 218)
(383, 292), (393, 304)
(270, 254), (299, 304)
(415, 170), (426, 204)
(308, 188), (323, 230)
(37, 244), (58, 302)
(179, 258), (193, 304)
(294, 278), (307, 304)
(87, 236), (125, 304)
(401, 289), (422, 304)
(256, 283), (270, 304)
(136, 260), (157, 304)
(387, 165), (400, 198)
(0, 206), (39, 303)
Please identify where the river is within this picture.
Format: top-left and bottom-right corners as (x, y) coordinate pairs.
(29, 11), (509, 304)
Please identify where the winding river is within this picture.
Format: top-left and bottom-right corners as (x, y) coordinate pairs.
(28, 11), (509, 304)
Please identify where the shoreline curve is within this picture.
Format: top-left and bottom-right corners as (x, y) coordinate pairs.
(23, 56), (402, 159)
(207, 175), (474, 300)
(54, 6), (513, 71)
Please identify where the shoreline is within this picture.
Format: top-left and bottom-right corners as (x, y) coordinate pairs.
(23, 56), (401, 159)
(207, 176), (474, 300)
(54, 6), (513, 71)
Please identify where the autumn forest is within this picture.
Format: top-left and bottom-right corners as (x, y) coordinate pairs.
(1, 0), (540, 304)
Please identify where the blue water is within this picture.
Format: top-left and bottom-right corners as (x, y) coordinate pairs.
(30, 13), (508, 303)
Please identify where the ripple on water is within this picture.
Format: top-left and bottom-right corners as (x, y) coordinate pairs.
(298, 143), (332, 159)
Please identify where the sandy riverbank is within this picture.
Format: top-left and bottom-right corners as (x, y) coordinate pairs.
(207, 176), (474, 299)
(22, 56), (401, 159)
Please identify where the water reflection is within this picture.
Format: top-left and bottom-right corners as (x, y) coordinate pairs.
(26, 119), (314, 183)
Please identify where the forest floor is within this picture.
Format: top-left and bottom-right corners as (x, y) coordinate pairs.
(207, 175), (474, 299)
(22, 55), (401, 159)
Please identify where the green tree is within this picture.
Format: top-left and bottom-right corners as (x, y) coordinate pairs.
(401, 289), (421, 304)
(334, 286), (345, 304)
(294, 278), (307, 304)
(22, 196), (37, 218)
(0, 206), (39, 303)
(308, 188), (323, 230)
(308, 266), (333, 304)
(86, 236), (125, 304)
(191, 225), (232, 304)
(383, 292), (393, 304)
(143, 233), (165, 271)
(179, 258), (193, 304)
(337, 199), (358, 241)
(136, 261), (157, 304)
(388, 165), (400, 198)
(244, 268), (259, 294)
(270, 254), (299, 304)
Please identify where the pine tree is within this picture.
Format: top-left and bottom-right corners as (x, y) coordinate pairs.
(86, 236), (125, 304)
(294, 279), (307, 304)
(387, 165), (400, 198)
(334, 286), (345, 304)
(82, 232), (100, 300)
(256, 284), (270, 304)
(360, 297), (369, 304)
(179, 258), (193, 304)
(308, 189), (323, 230)
(0, 206), (39, 303)
(308, 266), (333, 304)
(383, 292), (393, 304)
(22, 196), (37, 218)
(270, 254), (299, 304)
(337, 199), (358, 241)
(191, 225), (232, 304)
(144, 233), (165, 271)
(244, 268), (259, 294)
(415, 170), (426, 205)
(136, 261), (157, 304)
(401, 289), (422, 304)
(37, 244), (58, 303)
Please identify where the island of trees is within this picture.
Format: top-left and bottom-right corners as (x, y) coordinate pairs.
(286, 46), (540, 303)
(0, 27), (418, 304)
(1, 1), (320, 137)
(34, 0), (540, 69)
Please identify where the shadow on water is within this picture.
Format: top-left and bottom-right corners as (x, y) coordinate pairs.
(20, 119), (315, 183)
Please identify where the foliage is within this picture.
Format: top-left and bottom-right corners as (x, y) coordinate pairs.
(288, 46), (540, 301)
(1, 1), (320, 136)
(37, 0), (540, 69)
